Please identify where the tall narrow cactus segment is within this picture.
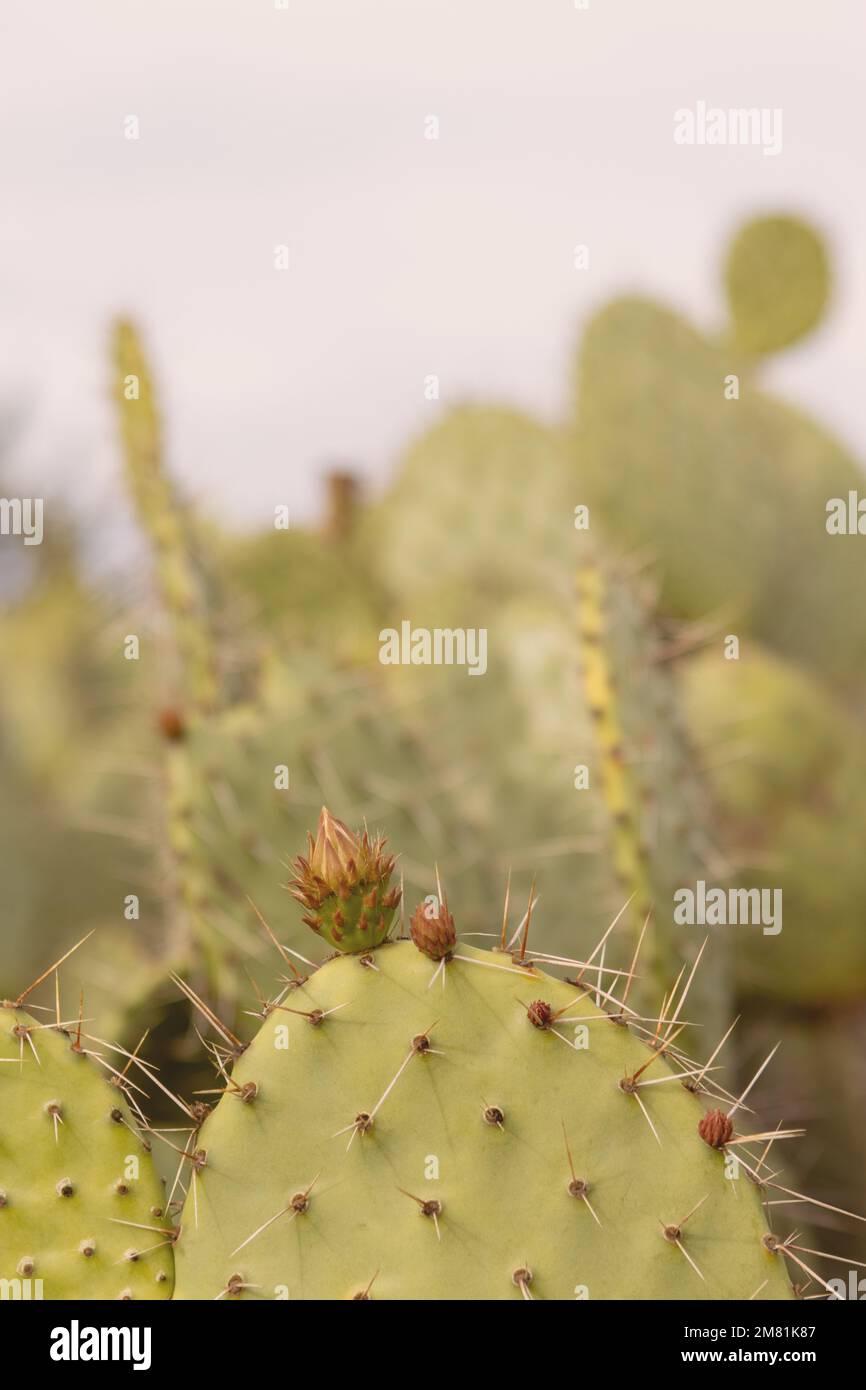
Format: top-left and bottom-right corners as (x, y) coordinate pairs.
(162, 737), (237, 1002)
(0, 979), (173, 1298)
(113, 320), (248, 1012)
(112, 319), (219, 716)
(575, 561), (729, 1036)
(577, 567), (654, 954)
(172, 830), (794, 1301)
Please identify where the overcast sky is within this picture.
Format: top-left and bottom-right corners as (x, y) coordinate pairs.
(1, 0), (863, 555)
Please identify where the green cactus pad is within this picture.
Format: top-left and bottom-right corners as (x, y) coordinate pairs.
(724, 215), (831, 355)
(570, 295), (866, 687)
(0, 1005), (174, 1299)
(373, 405), (576, 603)
(173, 940), (791, 1301)
(218, 526), (384, 669)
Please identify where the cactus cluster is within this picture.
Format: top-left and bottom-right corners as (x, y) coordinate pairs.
(568, 217), (866, 691)
(3, 212), (865, 1298)
(103, 302), (865, 1238)
(9, 812), (851, 1301)
(109, 326), (722, 1041)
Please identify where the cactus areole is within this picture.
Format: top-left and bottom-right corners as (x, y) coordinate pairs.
(288, 808), (402, 952)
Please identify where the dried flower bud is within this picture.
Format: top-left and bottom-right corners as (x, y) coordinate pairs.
(698, 1108), (733, 1150)
(527, 1000), (554, 1030)
(157, 707), (185, 741)
(410, 898), (456, 961)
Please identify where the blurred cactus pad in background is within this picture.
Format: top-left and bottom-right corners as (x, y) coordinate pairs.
(2, 211), (865, 1289)
(569, 215), (866, 690)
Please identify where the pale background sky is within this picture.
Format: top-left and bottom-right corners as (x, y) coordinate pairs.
(0, 0), (863, 560)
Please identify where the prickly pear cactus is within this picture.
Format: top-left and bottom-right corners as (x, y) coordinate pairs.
(171, 816), (791, 1301)
(680, 643), (866, 1002)
(0, 998), (173, 1299)
(569, 216), (866, 689)
(679, 645), (866, 1232)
